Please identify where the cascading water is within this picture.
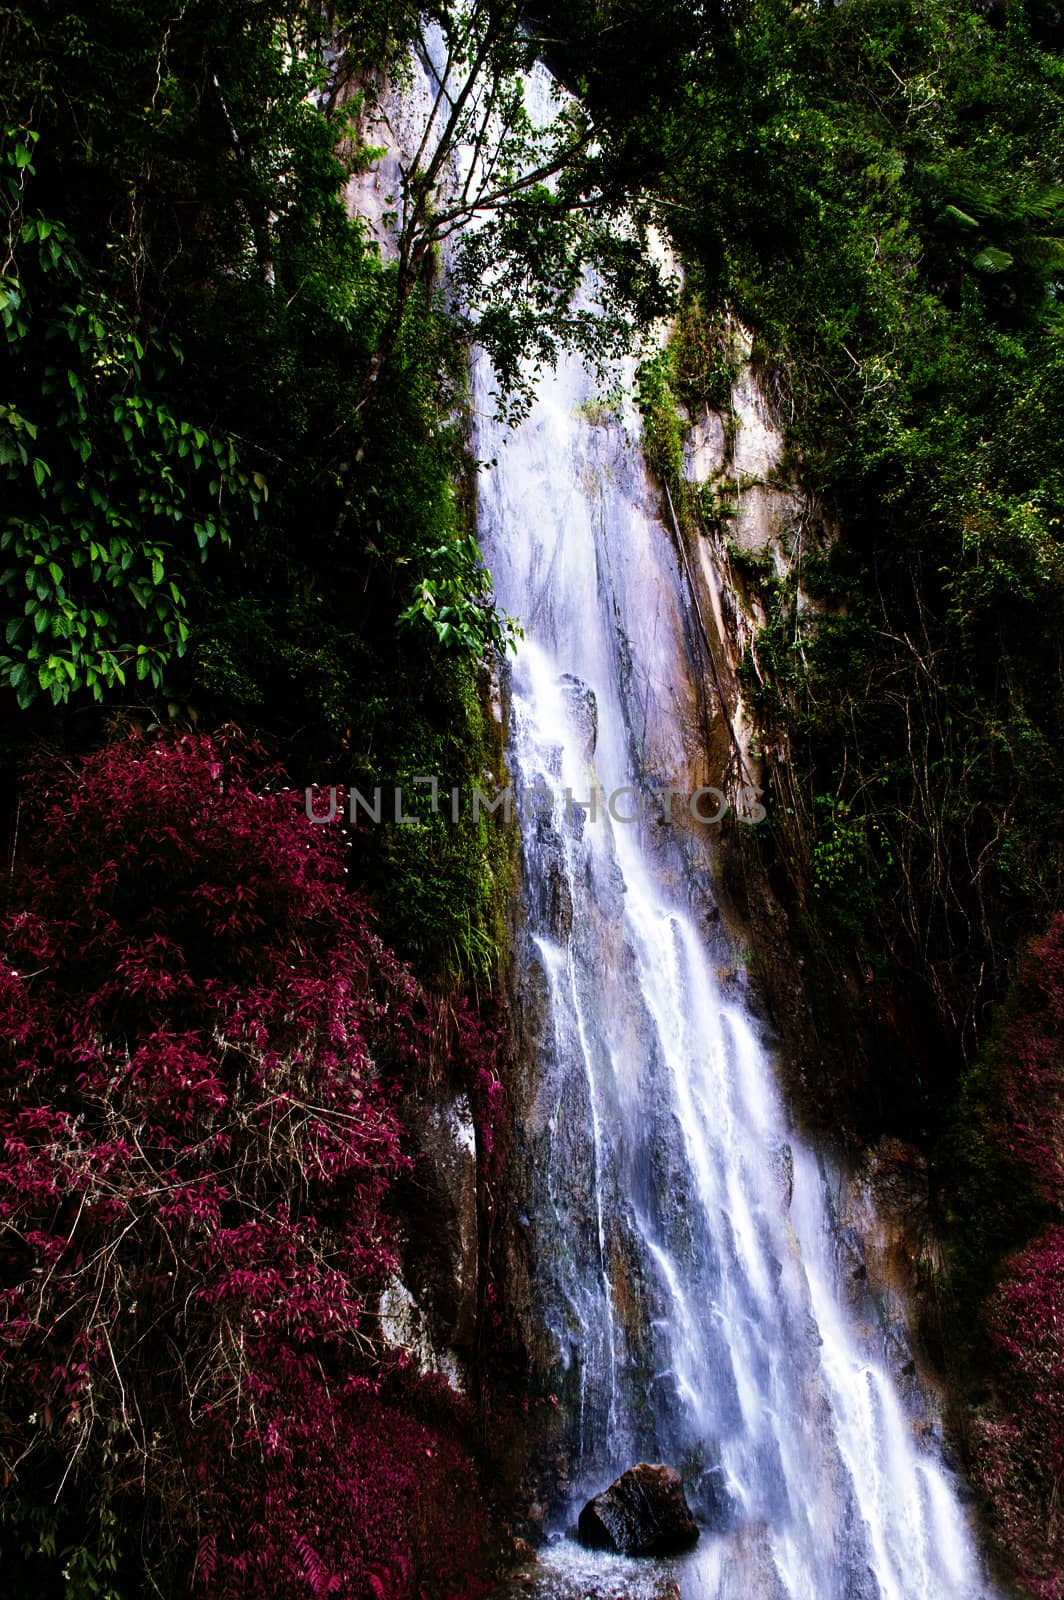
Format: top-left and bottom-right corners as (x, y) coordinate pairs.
(472, 165), (999, 1598)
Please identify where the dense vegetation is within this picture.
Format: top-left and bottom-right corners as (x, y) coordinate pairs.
(598, 1), (1064, 1589)
(0, 1), (520, 1591)
(0, 0), (559, 982)
(3, 0), (1064, 1592)
(667, 0), (1064, 1108)
(0, 731), (493, 1598)
(0, 1), (685, 1591)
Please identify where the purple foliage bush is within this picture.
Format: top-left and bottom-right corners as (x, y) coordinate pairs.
(997, 914), (1064, 1202)
(970, 916), (1064, 1596)
(0, 730), (488, 1597)
(977, 1228), (1064, 1599)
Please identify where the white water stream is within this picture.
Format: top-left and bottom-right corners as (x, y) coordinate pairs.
(473, 278), (997, 1599)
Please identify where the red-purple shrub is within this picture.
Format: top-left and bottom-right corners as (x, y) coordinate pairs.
(429, 994), (506, 1170)
(964, 917), (1064, 1595)
(0, 730), (488, 1597)
(194, 1366), (487, 1599)
(996, 913), (1064, 1201)
(975, 1226), (1064, 1599)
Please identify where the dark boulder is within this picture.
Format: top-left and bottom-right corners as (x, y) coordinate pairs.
(577, 1463), (699, 1556)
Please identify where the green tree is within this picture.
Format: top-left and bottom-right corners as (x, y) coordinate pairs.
(0, 127), (263, 707)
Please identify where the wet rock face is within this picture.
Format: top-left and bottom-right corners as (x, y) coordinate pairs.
(577, 1463), (700, 1557)
(557, 674), (597, 760)
(383, 1095), (478, 1391)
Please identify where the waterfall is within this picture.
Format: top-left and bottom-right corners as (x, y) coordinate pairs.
(473, 250), (998, 1597)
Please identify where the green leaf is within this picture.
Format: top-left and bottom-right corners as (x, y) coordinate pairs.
(972, 247), (1014, 274)
(942, 205), (979, 229)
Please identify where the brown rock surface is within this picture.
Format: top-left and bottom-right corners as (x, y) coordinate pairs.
(577, 1463), (699, 1556)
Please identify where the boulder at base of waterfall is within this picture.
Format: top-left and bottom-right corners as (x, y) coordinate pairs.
(577, 1463), (699, 1556)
